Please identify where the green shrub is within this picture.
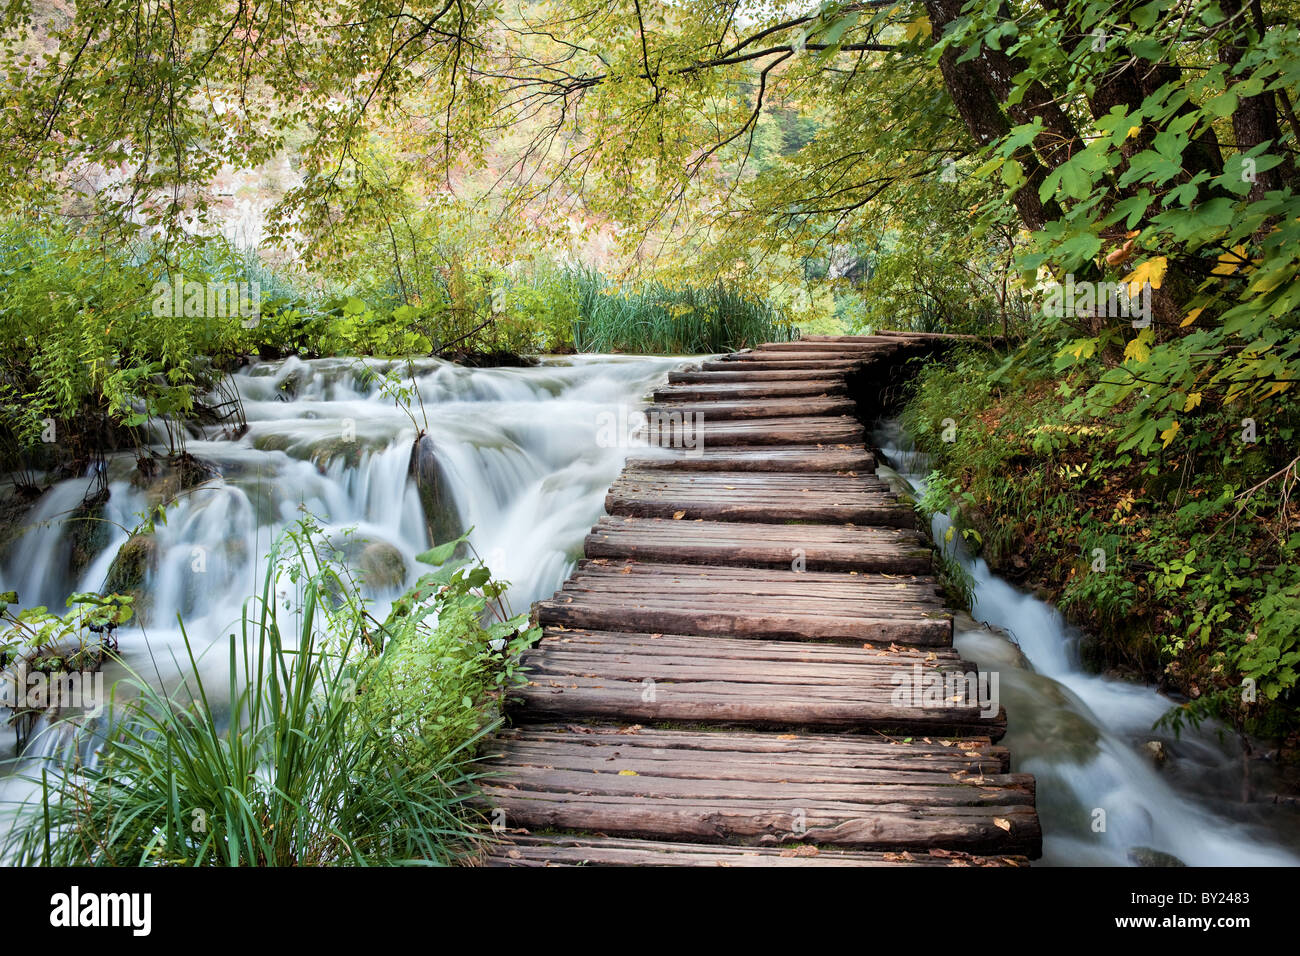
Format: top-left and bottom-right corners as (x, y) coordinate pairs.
(1, 521), (537, 865)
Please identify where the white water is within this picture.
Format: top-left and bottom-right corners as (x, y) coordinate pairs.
(874, 420), (1300, 867)
(0, 354), (683, 769)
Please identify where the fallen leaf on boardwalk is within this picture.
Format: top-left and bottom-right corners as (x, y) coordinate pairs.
(994, 818), (1012, 832)
(777, 733), (797, 740)
(650, 633), (663, 639)
(862, 643), (875, 649)
(939, 740), (955, 747)
(883, 851), (915, 862)
(926, 652), (937, 661)
(672, 511), (686, 519)
(616, 724), (642, 735)
(779, 846), (820, 858)
(619, 566), (631, 574)
(507, 849), (522, 859)
(618, 769), (638, 776)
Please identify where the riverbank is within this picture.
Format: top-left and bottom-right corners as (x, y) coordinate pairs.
(901, 344), (1300, 764)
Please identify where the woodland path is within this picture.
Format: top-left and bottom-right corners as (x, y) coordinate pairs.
(481, 333), (1041, 867)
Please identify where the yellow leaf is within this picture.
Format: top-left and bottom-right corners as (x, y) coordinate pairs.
(1267, 381), (1292, 397)
(1180, 307), (1204, 327)
(1160, 421), (1181, 447)
(1123, 328), (1152, 364)
(1126, 125), (1142, 139)
(1212, 246), (1248, 276)
(903, 15), (930, 41)
(672, 510), (685, 520)
(618, 769), (638, 776)
(1123, 256), (1168, 296)
(994, 817), (1012, 832)
(1183, 392), (1202, 412)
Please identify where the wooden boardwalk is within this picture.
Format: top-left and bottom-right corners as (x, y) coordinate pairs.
(482, 334), (1041, 866)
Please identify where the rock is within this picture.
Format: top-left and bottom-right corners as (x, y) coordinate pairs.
(1127, 846), (1187, 867)
(132, 453), (220, 505)
(408, 436), (464, 546)
(359, 541), (407, 592)
(1144, 740), (1167, 765)
(103, 534), (157, 621)
(66, 491), (112, 579)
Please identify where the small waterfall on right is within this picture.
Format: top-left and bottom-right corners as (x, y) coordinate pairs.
(874, 419), (1300, 866)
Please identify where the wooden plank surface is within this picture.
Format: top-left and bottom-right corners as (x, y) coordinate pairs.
(511, 628), (1004, 735)
(584, 515), (931, 571)
(477, 726), (1039, 854)
(625, 443), (875, 473)
(478, 334), (1040, 866)
(605, 470), (913, 525)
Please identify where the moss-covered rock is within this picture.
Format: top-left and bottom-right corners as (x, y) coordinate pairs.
(408, 436), (463, 546)
(66, 491), (112, 579)
(359, 541), (407, 592)
(103, 534), (158, 621)
(132, 453), (220, 505)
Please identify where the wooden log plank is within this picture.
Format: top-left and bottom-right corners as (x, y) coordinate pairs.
(700, 360), (862, 372)
(626, 444), (874, 473)
(474, 790), (1040, 855)
(670, 368), (851, 383)
(653, 380), (848, 402)
(494, 724), (1004, 762)
(633, 415), (864, 447)
(485, 835), (1028, 867)
(584, 516), (931, 571)
(641, 396), (858, 421)
(536, 602), (952, 645)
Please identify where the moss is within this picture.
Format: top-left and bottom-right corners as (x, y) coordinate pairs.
(66, 491), (111, 579)
(103, 534), (157, 620)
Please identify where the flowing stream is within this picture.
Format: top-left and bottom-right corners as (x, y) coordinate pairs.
(1, 356), (1297, 865)
(874, 419), (1300, 866)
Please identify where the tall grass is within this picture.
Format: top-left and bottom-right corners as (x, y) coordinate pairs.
(1, 522), (528, 866)
(569, 268), (793, 354)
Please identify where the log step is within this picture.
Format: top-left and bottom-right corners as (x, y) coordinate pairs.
(606, 469), (913, 524)
(626, 443), (874, 473)
(653, 379), (848, 402)
(485, 834), (1030, 867)
(510, 628), (1004, 735)
(537, 562), (952, 645)
(585, 515), (931, 572)
(633, 415), (864, 447)
(641, 396), (857, 421)
(701, 359), (862, 372)
(477, 726), (1040, 854)
(669, 368), (851, 384)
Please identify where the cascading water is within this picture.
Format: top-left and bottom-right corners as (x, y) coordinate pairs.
(873, 418), (1300, 866)
(3, 363), (1298, 867)
(0, 354), (684, 779)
